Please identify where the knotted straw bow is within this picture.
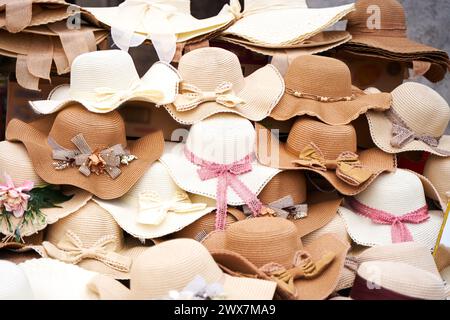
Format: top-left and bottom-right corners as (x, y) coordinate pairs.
(173, 82), (246, 112)
(0, 0), (33, 33)
(137, 190), (207, 225)
(42, 230), (132, 272)
(50, 133), (137, 179)
(244, 195), (308, 220)
(292, 143), (372, 186)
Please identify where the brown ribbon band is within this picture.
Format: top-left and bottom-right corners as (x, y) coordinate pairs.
(347, 27), (407, 38)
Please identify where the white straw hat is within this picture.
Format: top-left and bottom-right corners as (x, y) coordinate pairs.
(29, 49), (180, 114)
(0, 260), (34, 300)
(94, 161), (215, 239)
(423, 154), (450, 209)
(339, 169), (443, 249)
(302, 212), (351, 247)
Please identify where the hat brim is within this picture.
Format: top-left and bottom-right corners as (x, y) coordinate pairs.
(159, 142), (280, 205)
(6, 118), (164, 200)
(163, 64), (285, 124)
(366, 111), (450, 157)
(255, 123), (396, 196)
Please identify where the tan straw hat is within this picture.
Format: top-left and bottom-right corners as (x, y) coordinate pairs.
(202, 217), (349, 300)
(163, 47), (284, 124)
(366, 82), (450, 156)
(255, 117), (396, 196)
(339, 169), (443, 249)
(87, 238), (277, 300)
(6, 104), (164, 200)
(423, 155), (450, 209)
(269, 55), (392, 125)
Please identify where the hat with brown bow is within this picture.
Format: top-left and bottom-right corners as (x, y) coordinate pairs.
(201, 217), (349, 300)
(6, 104), (164, 200)
(255, 117), (396, 196)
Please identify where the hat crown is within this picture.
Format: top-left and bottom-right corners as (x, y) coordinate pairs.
(258, 171), (306, 204)
(354, 169), (426, 216)
(69, 50), (141, 100)
(287, 118), (357, 159)
(186, 114), (255, 164)
(130, 239), (224, 299)
(225, 218), (300, 268)
(177, 47), (245, 93)
(423, 155), (450, 203)
(391, 82), (450, 138)
(285, 56), (353, 99)
(0, 260), (34, 299)
(48, 105), (127, 150)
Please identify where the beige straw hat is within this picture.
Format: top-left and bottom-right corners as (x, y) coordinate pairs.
(163, 47), (284, 124)
(339, 169), (443, 249)
(29, 50), (180, 114)
(423, 155), (450, 209)
(255, 117), (396, 196)
(302, 213), (351, 248)
(87, 238), (277, 300)
(269, 55), (392, 125)
(0, 140), (91, 240)
(94, 161), (216, 240)
(6, 104), (164, 200)
(202, 217), (349, 300)
(366, 82), (450, 156)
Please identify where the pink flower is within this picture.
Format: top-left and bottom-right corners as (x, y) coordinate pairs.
(0, 174), (34, 218)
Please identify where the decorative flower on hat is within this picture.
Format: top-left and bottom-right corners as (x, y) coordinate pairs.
(0, 174), (33, 218)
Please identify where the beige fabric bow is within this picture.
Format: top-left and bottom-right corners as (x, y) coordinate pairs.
(173, 81), (246, 111)
(292, 142), (373, 186)
(42, 230), (132, 272)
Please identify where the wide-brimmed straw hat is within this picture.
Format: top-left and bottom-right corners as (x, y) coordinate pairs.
(423, 155), (450, 209)
(366, 82), (450, 157)
(6, 104), (164, 200)
(29, 50), (180, 114)
(255, 117), (396, 196)
(202, 217), (349, 300)
(339, 169), (443, 249)
(94, 161), (216, 240)
(0, 141), (91, 239)
(87, 238), (277, 300)
(269, 55), (392, 125)
(163, 47), (284, 124)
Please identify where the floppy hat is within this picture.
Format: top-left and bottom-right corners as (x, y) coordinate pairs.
(6, 104), (164, 200)
(87, 238), (276, 300)
(255, 117), (396, 195)
(269, 55), (392, 125)
(202, 217), (349, 300)
(339, 169), (443, 249)
(159, 113), (280, 230)
(302, 212), (350, 248)
(94, 161), (216, 240)
(0, 141), (91, 240)
(423, 155), (450, 209)
(366, 82), (450, 156)
(163, 47), (284, 124)
(29, 49), (180, 114)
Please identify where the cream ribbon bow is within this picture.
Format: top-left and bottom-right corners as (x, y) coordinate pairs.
(137, 190), (207, 225)
(42, 230), (132, 272)
(173, 81), (246, 112)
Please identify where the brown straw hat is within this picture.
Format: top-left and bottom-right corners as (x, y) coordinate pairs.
(256, 117), (396, 196)
(6, 104), (164, 200)
(202, 217), (349, 300)
(269, 55), (392, 125)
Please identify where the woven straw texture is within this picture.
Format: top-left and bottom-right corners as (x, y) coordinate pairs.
(0, 260), (33, 299)
(302, 212), (351, 247)
(423, 155), (450, 209)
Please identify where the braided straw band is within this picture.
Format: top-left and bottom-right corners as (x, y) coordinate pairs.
(285, 88), (355, 103)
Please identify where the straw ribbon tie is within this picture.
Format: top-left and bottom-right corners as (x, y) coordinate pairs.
(243, 195), (307, 220)
(1, 0), (32, 33)
(174, 82), (246, 112)
(184, 148), (263, 231)
(94, 81), (164, 107)
(42, 230), (132, 272)
(347, 198), (430, 243)
(292, 143), (372, 186)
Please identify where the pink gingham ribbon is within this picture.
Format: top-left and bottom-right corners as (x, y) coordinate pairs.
(184, 148), (263, 230)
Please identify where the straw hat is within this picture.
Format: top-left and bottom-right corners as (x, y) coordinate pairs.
(159, 113), (280, 230)
(29, 50), (180, 114)
(423, 155), (450, 209)
(6, 104), (164, 200)
(302, 213), (350, 248)
(255, 117), (396, 196)
(94, 161), (216, 240)
(202, 217), (349, 300)
(163, 47), (284, 124)
(87, 238), (277, 300)
(269, 55), (392, 125)
(339, 169), (443, 249)
(0, 141), (91, 239)
(366, 82), (450, 157)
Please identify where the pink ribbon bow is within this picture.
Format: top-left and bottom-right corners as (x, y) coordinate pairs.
(184, 148), (263, 230)
(0, 174), (34, 218)
(347, 198), (430, 243)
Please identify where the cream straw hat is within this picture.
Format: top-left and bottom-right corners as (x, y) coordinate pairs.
(0, 260), (34, 299)
(423, 155), (450, 209)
